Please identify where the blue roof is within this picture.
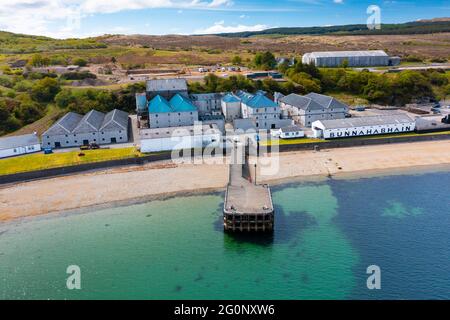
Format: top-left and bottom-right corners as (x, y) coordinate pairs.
(136, 93), (147, 112)
(222, 93), (240, 103)
(246, 93), (278, 109)
(236, 91), (254, 104)
(149, 95), (172, 113)
(170, 94), (197, 112)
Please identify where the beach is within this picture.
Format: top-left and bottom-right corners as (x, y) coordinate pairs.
(1, 140), (450, 222)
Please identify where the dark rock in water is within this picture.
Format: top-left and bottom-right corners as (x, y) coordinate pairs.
(282, 272), (291, 279)
(174, 285), (183, 292)
(302, 274), (309, 284)
(146, 214), (152, 218)
(105, 224), (110, 227)
(194, 274), (204, 282)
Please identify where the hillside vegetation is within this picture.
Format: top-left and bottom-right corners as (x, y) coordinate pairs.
(0, 31), (107, 54)
(217, 20), (450, 38)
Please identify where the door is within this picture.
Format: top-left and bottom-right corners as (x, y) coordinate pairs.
(54, 142), (61, 148)
(83, 140), (89, 146)
(110, 138), (117, 144)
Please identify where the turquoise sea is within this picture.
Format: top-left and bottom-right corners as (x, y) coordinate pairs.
(0, 171), (449, 300)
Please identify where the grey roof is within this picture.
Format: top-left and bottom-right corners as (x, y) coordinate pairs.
(190, 93), (223, 101)
(280, 94), (324, 111)
(100, 109), (129, 132)
(305, 50), (388, 58)
(0, 134), (40, 150)
(43, 112), (83, 136)
(280, 125), (303, 133)
(146, 79), (188, 93)
(73, 110), (105, 134)
(316, 115), (415, 129)
(305, 93), (349, 110)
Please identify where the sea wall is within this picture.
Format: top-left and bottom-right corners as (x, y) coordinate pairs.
(1, 133), (449, 185)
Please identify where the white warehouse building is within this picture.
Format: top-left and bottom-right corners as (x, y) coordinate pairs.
(312, 115), (415, 139)
(0, 133), (41, 159)
(302, 50), (400, 68)
(140, 124), (221, 153)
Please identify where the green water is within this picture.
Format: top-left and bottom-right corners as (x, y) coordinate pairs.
(1, 171), (449, 300)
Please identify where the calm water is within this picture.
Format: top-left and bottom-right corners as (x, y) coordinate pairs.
(0, 171), (449, 300)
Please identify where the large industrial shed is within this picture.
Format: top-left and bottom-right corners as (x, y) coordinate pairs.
(312, 114), (415, 139)
(302, 50), (399, 67)
(140, 124), (221, 153)
(42, 109), (129, 148)
(0, 133), (41, 159)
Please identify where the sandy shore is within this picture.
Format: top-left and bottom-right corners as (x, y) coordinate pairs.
(1, 140), (450, 222)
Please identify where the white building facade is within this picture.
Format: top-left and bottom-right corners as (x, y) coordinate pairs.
(302, 50), (397, 68)
(312, 115), (416, 139)
(140, 124), (221, 153)
(0, 133), (41, 159)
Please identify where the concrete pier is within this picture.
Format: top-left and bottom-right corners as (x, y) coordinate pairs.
(223, 142), (274, 232)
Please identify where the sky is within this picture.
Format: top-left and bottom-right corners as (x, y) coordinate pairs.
(0, 0), (449, 38)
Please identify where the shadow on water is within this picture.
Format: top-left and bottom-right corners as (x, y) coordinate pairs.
(213, 200), (317, 251)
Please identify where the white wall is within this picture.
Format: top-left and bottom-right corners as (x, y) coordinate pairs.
(0, 143), (41, 159)
(221, 101), (241, 121)
(313, 121), (416, 139)
(140, 133), (221, 153)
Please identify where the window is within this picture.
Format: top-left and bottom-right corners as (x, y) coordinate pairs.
(65, 135), (68, 137)
(14, 149), (17, 153)
(75, 140), (77, 143)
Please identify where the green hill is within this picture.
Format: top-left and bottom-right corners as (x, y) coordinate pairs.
(215, 20), (450, 38)
(0, 31), (107, 54)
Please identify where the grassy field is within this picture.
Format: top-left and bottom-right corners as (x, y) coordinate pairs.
(0, 147), (142, 176)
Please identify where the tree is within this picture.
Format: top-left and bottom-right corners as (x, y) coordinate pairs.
(29, 54), (50, 67)
(340, 59), (349, 69)
(232, 55), (242, 65)
(0, 100), (10, 122)
(16, 101), (44, 125)
(55, 89), (75, 108)
(31, 77), (61, 103)
(253, 51), (276, 70)
(73, 58), (88, 67)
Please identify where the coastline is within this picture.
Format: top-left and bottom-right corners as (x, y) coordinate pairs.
(1, 140), (450, 224)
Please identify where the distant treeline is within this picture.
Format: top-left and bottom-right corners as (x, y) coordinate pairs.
(216, 21), (450, 38)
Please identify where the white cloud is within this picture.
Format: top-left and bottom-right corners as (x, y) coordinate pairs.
(194, 20), (269, 34)
(333, 0), (344, 4)
(0, 0), (233, 38)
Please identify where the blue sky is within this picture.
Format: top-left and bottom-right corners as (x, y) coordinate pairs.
(0, 0), (449, 38)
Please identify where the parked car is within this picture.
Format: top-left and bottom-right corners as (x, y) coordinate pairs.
(80, 143), (100, 151)
(43, 148), (53, 155)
